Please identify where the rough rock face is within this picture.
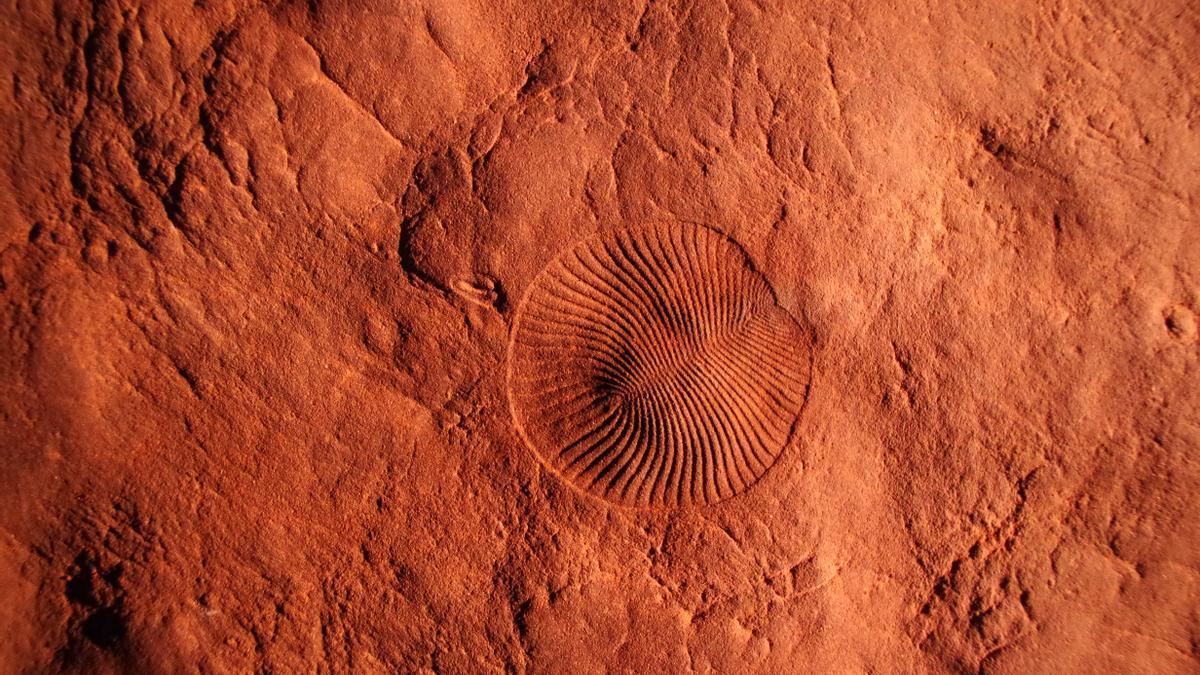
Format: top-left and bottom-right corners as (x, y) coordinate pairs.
(1, 0), (1197, 671)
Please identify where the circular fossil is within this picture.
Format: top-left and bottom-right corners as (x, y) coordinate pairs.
(507, 222), (812, 507)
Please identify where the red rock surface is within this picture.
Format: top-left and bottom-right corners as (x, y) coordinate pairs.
(1, 0), (1198, 672)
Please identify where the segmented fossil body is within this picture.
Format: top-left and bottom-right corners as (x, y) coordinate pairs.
(507, 223), (811, 507)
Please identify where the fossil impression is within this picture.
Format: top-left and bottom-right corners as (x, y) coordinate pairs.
(508, 222), (812, 507)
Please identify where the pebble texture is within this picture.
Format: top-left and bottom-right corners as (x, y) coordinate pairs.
(0, 0), (1198, 672)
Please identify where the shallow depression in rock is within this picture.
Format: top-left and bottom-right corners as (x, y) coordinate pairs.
(507, 222), (813, 507)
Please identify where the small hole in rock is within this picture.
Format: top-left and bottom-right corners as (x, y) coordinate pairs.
(81, 607), (127, 648)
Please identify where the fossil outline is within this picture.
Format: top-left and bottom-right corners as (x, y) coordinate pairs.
(507, 222), (812, 507)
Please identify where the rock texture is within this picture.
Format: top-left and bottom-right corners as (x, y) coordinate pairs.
(1, 0), (1197, 672)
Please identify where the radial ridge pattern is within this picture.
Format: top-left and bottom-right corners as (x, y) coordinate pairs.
(507, 222), (812, 507)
